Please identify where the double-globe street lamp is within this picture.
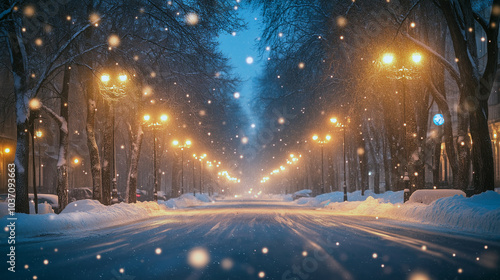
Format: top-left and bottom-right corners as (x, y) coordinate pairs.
(99, 68), (128, 204)
(381, 52), (422, 201)
(143, 113), (168, 201)
(312, 134), (331, 194)
(330, 117), (349, 201)
(173, 139), (192, 195)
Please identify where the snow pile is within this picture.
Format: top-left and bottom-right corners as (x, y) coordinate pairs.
(1, 194), (214, 238)
(7, 200), (169, 237)
(408, 189), (465, 204)
(323, 191), (500, 235)
(159, 193), (213, 209)
(294, 190), (403, 207)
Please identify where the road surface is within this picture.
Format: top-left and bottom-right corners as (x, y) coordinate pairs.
(6, 199), (500, 279)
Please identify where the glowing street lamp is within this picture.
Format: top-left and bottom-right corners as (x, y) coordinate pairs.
(143, 113), (169, 201)
(312, 134), (331, 194)
(330, 117), (349, 201)
(173, 140), (192, 195)
(381, 51), (423, 201)
(99, 66), (129, 205)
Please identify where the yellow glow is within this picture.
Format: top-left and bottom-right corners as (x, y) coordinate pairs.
(29, 98), (41, 110)
(173, 140), (179, 146)
(382, 53), (394, 64)
(118, 74), (127, 82)
(326, 135), (331, 141)
(290, 154), (294, 158)
(73, 158), (79, 164)
(4, 148), (10, 154)
(412, 53), (422, 63)
(312, 135), (318, 141)
(160, 114), (168, 121)
(101, 74), (110, 83)
(330, 117), (337, 123)
(186, 140), (192, 146)
(143, 114), (150, 121)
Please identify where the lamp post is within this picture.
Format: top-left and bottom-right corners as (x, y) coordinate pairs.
(99, 69), (128, 204)
(312, 134), (331, 194)
(143, 114), (168, 201)
(381, 52), (422, 201)
(173, 140), (192, 195)
(330, 117), (349, 201)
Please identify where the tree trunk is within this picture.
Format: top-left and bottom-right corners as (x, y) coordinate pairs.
(126, 123), (143, 203)
(8, 11), (30, 214)
(101, 101), (112, 205)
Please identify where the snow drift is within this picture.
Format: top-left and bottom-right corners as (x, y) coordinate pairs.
(1, 194), (213, 238)
(316, 190), (500, 235)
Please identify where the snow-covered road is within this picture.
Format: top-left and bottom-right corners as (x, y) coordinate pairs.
(7, 199), (500, 279)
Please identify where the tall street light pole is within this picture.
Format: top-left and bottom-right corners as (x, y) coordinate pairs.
(382, 52), (422, 202)
(144, 113), (168, 201)
(173, 140), (192, 195)
(312, 134), (331, 194)
(100, 71), (128, 204)
(330, 117), (349, 201)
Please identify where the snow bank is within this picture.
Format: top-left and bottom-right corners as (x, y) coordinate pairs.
(1, 195), (213, 238)
(159, 193), (213, 209)
(408, 189), (465, 204)
(323, 191), (500, 235)
(294, 190), (403, 207)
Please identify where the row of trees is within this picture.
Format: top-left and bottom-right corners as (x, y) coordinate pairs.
(252, 0), (498, 195)
(1, 0), (244, 213)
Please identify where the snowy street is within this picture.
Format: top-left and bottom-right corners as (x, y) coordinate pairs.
(10, 199), (500, 280)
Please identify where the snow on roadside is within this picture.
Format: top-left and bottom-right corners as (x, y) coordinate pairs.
(159, 193), (213, 209)
(294, 190), (403, 207)
(1, 194), (213, 238)
(319, 191), (500, 235)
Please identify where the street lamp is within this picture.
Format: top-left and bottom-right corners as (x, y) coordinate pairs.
(35, 130), (43, 202)
(71, 157), (81, 191)
(330, 117), (349, 201)
(99, 67), (128, 205)
(381, 51), (422, 201)
(193, 153), (207, 195)
(143, 113), (168, 201)
(173, 139), (192, 195)
(312, 134), (331, 194)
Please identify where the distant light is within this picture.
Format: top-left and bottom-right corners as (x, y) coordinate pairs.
(4, 148), (11, 154)
(101, 74), (110, 83)
(412, 53), (422, 63)
(173, 140), (179, 146)
(433, 114), (444, 126)
(143, 115), (150, 121)
(118, 74), (127, 82)
(251, 123), (256, 128)
(326, 135), (331, 141)
(233, 92), (240, 99)
(382, 53), (394, 64)
(186, 140), (192, 146)
(160, 114), (168, 121)
(246, 57), (254, 64)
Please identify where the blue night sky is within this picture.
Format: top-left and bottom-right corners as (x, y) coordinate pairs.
(218, 3), (264, 129)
